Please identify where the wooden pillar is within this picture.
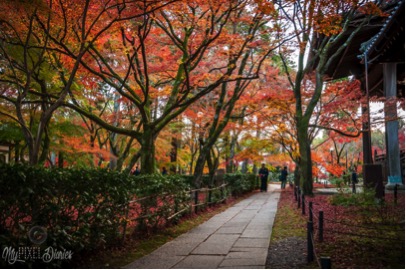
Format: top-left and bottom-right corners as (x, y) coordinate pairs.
(361, 105), (373, 165)
(383, 63), (403, 190)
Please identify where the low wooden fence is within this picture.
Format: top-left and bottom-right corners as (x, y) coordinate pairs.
(293, 185), (404, 269)
(121, 183), (229, 243)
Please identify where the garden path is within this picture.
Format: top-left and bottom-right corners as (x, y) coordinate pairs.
(124, 184), (280, 269)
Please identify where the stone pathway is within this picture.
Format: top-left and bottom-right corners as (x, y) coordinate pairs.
(124, 185), (280, 269)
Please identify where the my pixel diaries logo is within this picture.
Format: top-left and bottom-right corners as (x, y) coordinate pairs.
(2, 226), (73, 265)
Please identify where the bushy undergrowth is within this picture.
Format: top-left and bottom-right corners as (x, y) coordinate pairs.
(0, 164), (137, 268)
(329, 189), (376, 206)
(0, 164), (258, 268)
(224, 173), (258, 196)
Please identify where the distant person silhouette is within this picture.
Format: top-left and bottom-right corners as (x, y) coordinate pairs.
(258, 163), (269, 192)
(133, 166), (140, 176)
(351, 168), (358, 193)
(280, 166), (288, 189)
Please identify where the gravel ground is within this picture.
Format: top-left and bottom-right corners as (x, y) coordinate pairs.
(266, 236), (308, 269)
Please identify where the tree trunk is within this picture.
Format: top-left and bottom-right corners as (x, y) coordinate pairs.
(253, 164), (258, 175)
(117, 137), (135, 171)
(297, 119), (313, 195)
(124, 151), (141, 174)
(109, 94), (120, 170)
(109, 135), (118, 170)
(170, 136), (178, 174)
(293, 162), (300, 186)
(193, 148), (208, 188)
(14, 141), (20, 163)
(58, 152), (64, 168)
(206, 148), (219, 186)
(140, 128), (156, 174)
(39, 128), (50, 164)
(228, 134), (238, 173)
(242, 159), (248, 173)
(27, 138), (37, 165)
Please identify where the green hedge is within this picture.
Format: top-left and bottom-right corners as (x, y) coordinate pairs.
(180, 174), (211, 188)
(129, 174), (191, 232)
(0, 165), (136, 256)
(0, 164), (258, 268)
(224, 173), (259, 196)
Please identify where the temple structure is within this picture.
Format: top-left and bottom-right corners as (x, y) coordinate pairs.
(360, 0), (405, 189)
(311, 0), (405, 189)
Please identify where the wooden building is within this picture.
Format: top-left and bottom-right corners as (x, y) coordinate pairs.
(312, 0), (405, 189)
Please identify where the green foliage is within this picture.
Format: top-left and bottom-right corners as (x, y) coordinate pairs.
(0, 121), (25, 142)
(224, 173), (258, 196)
(0, 165), (135, 254)
(131, 174), (191, 231)
(0, 164), (258, 268)
(329, 189), (376, 207)
(268, 171), (279, 182)
(180, 174), (210, 188)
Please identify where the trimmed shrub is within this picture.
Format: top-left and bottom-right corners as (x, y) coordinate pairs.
(224, 173), (258, 196)
(0, 164), (258, 268)
(129, 174), (190, 232)
(0, 165), (136, 253)
(0, 164), (139, 268)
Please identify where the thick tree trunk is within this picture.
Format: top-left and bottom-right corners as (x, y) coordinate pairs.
(14, 142), (20, 163)
(27, 139), (37, 166)
(39, 128), (50, 164)
(193, 148), (208, 188)
(124, 151), (141, 173)
(207, 148), (219, 186)
(117, 138), (135, 171)
(140, 128), (156, 174)
(109, 135), (118, 170)
(297, 119), (313, 195)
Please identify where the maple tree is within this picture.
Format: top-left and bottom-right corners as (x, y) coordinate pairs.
(189, 48), (288, 186)
(0, 1), (65, 165)
(0, 0), (394, 182)
(54, 0), (283, 174)
(275, 0), (386, 195)
(310, 79), (365, 178)
(0, 0), (170, 165)
(243, 62), (367, 185)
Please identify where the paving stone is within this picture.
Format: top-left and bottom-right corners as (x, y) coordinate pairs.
(230, 247), (268, 253)
(222, 221), (249, 227)
(220, 257), (266, 268)
(225, 247), (268, 259)
(157, 241), (202, 256)
(245, 205), (262, 210)
(218, 265), (264, 269)
(241, 229), (271, 239)
(192, 234), (240, 255)
(124, 254), (185, 269)
(233, 200), (254, 207)
(233, 238), (270, 248)
(245, 222), (273, 231)
(216, 226), (246, 234)
(175, 233), (209, 243)
(124, 184), (281, 269)
(227, 217), (253, 224)
(173, 255), (225, 269)
(188, 224), (219, 236)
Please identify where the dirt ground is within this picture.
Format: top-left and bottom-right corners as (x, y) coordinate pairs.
(266, 236), (308, 269)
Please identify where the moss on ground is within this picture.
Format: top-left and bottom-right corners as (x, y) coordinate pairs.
(270, 190), (307, 243)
